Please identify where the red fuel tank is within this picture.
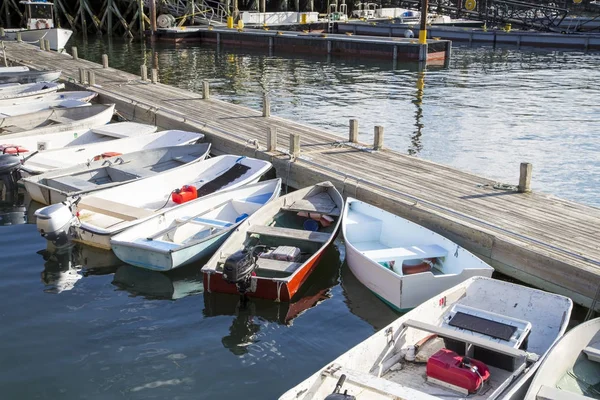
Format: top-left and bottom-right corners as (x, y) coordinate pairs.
(172, 185), (198, 204)
(426, 349), (490, 394)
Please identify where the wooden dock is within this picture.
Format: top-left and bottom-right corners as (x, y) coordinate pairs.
(3, 41), (600, 309)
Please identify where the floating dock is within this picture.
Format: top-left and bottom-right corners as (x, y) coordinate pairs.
(337, 22), (600, 50)
(152, 26), (452, 63)
(3, 41), (600, 309)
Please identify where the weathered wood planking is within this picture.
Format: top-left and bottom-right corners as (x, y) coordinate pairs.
(4, 41), (600, 308)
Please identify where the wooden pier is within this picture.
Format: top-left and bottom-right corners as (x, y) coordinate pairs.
(2, 41), (600, 309)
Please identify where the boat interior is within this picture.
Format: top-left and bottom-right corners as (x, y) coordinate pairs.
(0, 105), (109, 134)
(227, 189), (341, 279)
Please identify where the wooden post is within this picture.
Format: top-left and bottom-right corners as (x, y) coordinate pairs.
(419, 0), (429, 44)
(289, 133), (300, 158)
(373, 125), (384, 150)
(262, 93), (270, 117)
(0, 28), (5, 37)
(138, 0), (145, 37)
(88, 70), (96, 86)
(16, 32), (21, 42)
(71, 46), (78, 60)
(140, 64), (147, 81)
(1, 42), (7, 68)
(102, 54), (109, 68)
(151, 68), (158, 83)
(349, 119), (358, 143)
(149, 0), (157, 38)
(39, 39), (45, 51)
(107, 0), (113, 35)
(79, 68), (86, 84)
(518, 162), (532, 193)
(267, 127), (277, 152)
(44, 39), (51, 51)
(202, 81), (210, 99)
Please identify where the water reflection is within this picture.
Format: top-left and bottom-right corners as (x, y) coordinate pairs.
(205, 244), (342, 356)
(409, 71), (425, 156)
(112, 262), (204, 300)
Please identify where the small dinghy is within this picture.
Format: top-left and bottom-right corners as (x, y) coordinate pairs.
(0, 90), (96, 107)
(202, 182), (343, 302)
(280, 276), (573, 400)
(0, 99), (90, 117)
(525, 317), (600, 400)
(0, 82), (63, 100)
(35, 155), (272, 249)
(0, 103), (114, 137)
(111, 179), (282, 271)
(0, 70), (61, 84)
(23, 142), (210, 205)
(0, 121), (157, 160)
(343, 198), (494, 311)
(0, 66), (29, 73)
(22, 129), (202, 175)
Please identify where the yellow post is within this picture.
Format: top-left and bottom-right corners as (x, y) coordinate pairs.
(237, 19), (244, 30)
(227, 16), (234, 28)
(418, 30), (427, 44)
(418, 0), (429, 44)
(301, 13), (307, 24)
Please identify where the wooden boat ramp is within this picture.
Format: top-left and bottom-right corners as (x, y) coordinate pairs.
(2, 40), (600, 309)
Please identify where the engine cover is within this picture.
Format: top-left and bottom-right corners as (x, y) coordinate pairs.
(35, 203), (76, 246)
(426, 349), (490, 394)
(222, 249), (256, 285)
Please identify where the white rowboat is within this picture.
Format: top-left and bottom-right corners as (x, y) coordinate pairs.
(23, 142), (211, 205)
(111, 179), (282, 271)
(0, 90), (96, 107)
(280, 276), (573, 400)
(524, 317), (600, 400)
(22, 128), (203, 175)
(0, 103), (115, 137)
(0, 70), (61, 84)
(35, 155), (272, 249)
(0, 67), (30, 73)
(0, 82), (63, 100)
(343, 198), (494, 311)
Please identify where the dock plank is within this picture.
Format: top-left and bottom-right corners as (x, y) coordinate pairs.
(6, 41), (599, 307)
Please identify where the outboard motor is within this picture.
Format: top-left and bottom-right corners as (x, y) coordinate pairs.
(222, 248), (259, 297)
(0, 154), (22, 204)
(35, 201), (78, 247)
(325, 375), (355, 400)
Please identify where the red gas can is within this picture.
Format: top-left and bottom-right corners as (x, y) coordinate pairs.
(172, 185), (198, 204)
(426, 349), (490, 394)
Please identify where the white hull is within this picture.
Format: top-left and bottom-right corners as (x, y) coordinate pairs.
(22, 129), (202, 175)
(525, 317), (600, 400)
(0, 82), (63, 100)
(0, 70), (61, 84)
(23, 142), (209, 205)
(4, 28), (73, 52)
(0, 67), (29, 73)
(280, 276), (573, 400)
(0, 90), (95, 107)
(70, 155), (272, 249)
(111, 179), (282, 271)
(343, 198), (494, 311)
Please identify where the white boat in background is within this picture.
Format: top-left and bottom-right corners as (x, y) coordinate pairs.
(525, 317), (600, 400)
(22, 129), (203, 175)
(0, 82), (63, 100)
(343, 198), (494, 311)
(35, 155), (272, 249)
(0, 121), (156, 160)
(0, 70), (61, 84)
(111, 179), (282, 271)
(0, 103), (114, 137)
(2, 1), (72, 52)
(0, 99), (90, 117)
(0, 90), (95, 107)
(280, 276), (573, 400)
(24, 142), (211, 205)
(0, 67), (29, 73)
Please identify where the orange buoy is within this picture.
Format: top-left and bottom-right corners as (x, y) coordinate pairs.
(0, 144), (29, 154)
(92, 152), (122, 161)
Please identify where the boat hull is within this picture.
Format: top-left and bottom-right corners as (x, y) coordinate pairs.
(4, 28), (73, 52)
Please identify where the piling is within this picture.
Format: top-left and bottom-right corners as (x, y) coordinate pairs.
(373, 126), (384, 150)
(140, 65), (147, 81)
(72, 46), (78, 60)
(16, 32), (21, 42)
(44, 40), (50, 52)
(262, 93), (270, 117)
(79, 68), (86, 84)
(289, 133), (300, 158)
(151, 68), (158, 83)
(267, 127), (277, 152)
(349, 119), (358, 143)
(88, 70), (96, 86)
(102, 54), (109, 68)
(149, 0), (157, 40)
(519, 162), (532, 193)
(0, 28), (4, 37)
(202, 81), (210, 99)
(39, 39), (45, 51)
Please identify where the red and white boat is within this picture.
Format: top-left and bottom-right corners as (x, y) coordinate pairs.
(202, 181), (343, 302)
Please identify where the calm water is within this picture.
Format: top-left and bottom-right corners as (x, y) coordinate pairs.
(0, 38), (598, 399)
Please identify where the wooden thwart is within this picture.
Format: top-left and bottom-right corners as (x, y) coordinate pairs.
(283, 192), (340, 216)
(248, 224), (330, 243)
(78, 197), (154, 221)
(256, 258), (303, 274)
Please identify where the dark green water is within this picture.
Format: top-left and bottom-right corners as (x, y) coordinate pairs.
(0, 38), (598, 399)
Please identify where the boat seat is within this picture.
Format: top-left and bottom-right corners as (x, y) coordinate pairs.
(49, 116), (75, 124)
(255, 258), (303, 276)
(583, 341), (600, 363)
(174, 154), (199, 164)
(78, 197), (154, 221)
(47, 175), (98, 192)
(282, 192), (340, 216)
(536, 385), (592, 400)
(112, 164), (155, 178)
(176, 216), (233, 228)
(134, 238), (180, 251)
(248, 225), (330, 243)
(362, 245), (448, 263)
